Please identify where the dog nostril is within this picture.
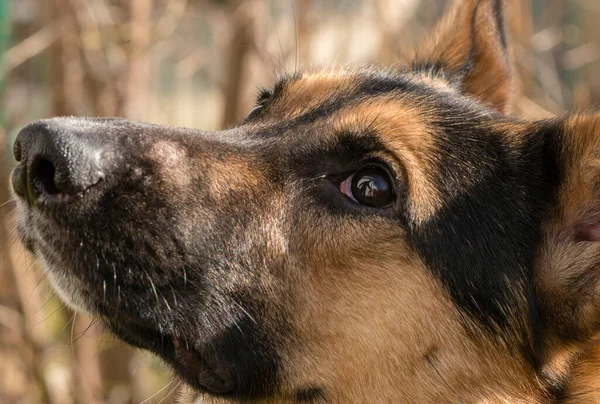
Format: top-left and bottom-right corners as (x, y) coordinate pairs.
(13, 139), (22, 162)
(31, 157), (59, 196)
(11, 165), (26, 197)
(13, 120), (111, 206)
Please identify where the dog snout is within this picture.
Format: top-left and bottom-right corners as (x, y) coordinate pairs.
(12, 119), (110, 206)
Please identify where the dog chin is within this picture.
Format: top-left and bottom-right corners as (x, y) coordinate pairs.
(37, 255), (96, 314)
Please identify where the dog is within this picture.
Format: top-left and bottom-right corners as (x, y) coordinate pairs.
(10, 0), (600, 402)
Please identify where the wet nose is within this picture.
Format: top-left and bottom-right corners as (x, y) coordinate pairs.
(12, 119), (107, 206)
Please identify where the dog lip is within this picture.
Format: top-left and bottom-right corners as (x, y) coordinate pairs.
(107, 315), (235, 395)
(172, 336), (235, 394)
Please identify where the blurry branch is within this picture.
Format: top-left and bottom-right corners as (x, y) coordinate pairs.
(0, 212), (52, 403)
(296, 0), (311, 66)
(561, 43), (600, 70)
(50, 0), (84, 116)
(126, 0), (152, 119)
(175, 50), (208, 80)
(0, 303), (22, 333)
(0, 23), (59, 78)
(220, 2), (256, 128)
(250, 1), (291, 82)
(65, 0), (125, 116)
(72, 316), (105, 404)
(515, 95), (554, 118)
(375, 0), (420, 64)
(530, 27), (562, 53)
(575, 0), (600, 15)
(155, 0), (188, 42)
(524, 25), (567, 111)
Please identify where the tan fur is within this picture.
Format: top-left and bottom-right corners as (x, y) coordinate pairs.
(179, 218), (544, 403)
(20, 1), (600, 403)
(124, 3), (600, 402)
(270, 69), (360, 120)
(149, 139), (267, 203)
(178, 10), (600, 402)
(332, 97), (443, 223)
(536, 114), (600, 395)
(284, 240), (542, 403)
(562, 341), (600, 403)
(204, 159), (266, 202)
(413, 0), (513, 114)
(148, 140), (193, 189)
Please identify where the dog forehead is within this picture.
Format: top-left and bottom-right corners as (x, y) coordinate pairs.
(282, 67), (452, 95)
(266, 68), (425, 120)
(260, 67), (471, 147)
(283, 69), (360, 95)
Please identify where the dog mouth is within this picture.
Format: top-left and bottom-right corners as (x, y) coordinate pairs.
(11, 118), (288, 401)
(15, 209), (237, 396)
(32, 244), (236, 395)
(105, 316), (236, 395)
(172, 337), (234, 394)
(12, 159), (278, 400)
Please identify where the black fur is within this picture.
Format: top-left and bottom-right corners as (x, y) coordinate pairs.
(407, 100), (560, 364)
(9, 11), (573, 398)
(294, 387), (327, 403)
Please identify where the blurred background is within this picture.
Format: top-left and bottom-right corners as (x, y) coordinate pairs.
(0, 0), (599, 402)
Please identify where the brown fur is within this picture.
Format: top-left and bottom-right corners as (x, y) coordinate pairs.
(179, 7), (600, 399)
(182, 3), (600, 400)
(413, 0), (513, 113)
(332, 98), (442, 223)
(12, 1), (600, 403)
(535, 114), (600, 398)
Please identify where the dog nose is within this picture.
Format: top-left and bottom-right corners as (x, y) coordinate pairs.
(12, 120), (106, 205)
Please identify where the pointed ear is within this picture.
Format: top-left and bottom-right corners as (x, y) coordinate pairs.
(537, 113), (600, 367)
(413, 0), (513, 114)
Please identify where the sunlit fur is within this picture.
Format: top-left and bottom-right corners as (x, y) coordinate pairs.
(12, 0), (600, 403)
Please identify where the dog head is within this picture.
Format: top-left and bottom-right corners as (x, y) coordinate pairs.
(11, 0), (600, 402)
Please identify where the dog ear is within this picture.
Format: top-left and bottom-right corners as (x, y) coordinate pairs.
(412, 0), (512, 114)
(537, 113), (600, 370)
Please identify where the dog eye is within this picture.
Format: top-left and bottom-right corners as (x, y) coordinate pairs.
(339, 169), (395, 207)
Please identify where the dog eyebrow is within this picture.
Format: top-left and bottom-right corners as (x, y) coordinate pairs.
(252, 74), (441, 137)
(357, 71), (414, 96)
(282, 130), (394, 178)
(271, 72), (302, 97)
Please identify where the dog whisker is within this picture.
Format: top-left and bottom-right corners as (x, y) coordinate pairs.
(32, 302), (64, 329)
(171, 286), (178, 309)
(145, 270), (161, 310)
(162, 295), (172, 312)
(31, 287), (55, 317)
(156, 378), (183, 404)
(231, 299), (258, 327)
(112, 263), (117, 292)
(69, 311), (78, 356)
(0, 197), (16, 210)
(139, 377), (179, 404)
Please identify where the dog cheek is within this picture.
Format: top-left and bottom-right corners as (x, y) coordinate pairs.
(535, 113), (600, 378)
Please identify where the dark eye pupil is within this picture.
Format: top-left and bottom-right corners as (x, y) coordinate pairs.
(351, 169), (394, 207)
